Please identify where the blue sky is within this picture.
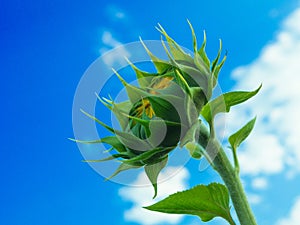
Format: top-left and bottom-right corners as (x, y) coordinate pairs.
(1, 0), (300, 225)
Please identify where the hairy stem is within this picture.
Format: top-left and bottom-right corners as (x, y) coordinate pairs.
(205, 139), (257, 225)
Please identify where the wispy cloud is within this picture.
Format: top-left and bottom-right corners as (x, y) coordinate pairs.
(251, 177), (268, 190)
(118, 167), (189, 225)
(101, 31), (122, 47)
(225, 7), (300, 178)
(247, 193), (262, 205)
(105, 4), (127, 21)
(276, 196), (300, 225)
(99, 30), (131, 67)
(98, 4), (131, 66)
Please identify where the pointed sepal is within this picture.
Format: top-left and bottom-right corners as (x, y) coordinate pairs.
(145, 156), (168, 198)
(105, 163), (141, 181)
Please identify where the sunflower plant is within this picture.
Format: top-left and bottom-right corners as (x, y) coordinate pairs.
(71, 21), (261, 225)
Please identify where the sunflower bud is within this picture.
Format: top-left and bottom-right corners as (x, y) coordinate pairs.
(72, 21), (226, 198)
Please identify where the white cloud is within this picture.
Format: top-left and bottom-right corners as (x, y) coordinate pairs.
(102, 31), (122, 48)
(276, 196), (300, 225)
(251, 177), (268, 190)
(105, 5), (127, 21)
(247, 193), (262, 205)
(119, 166), (189, 225)
(225, 7), (300, 177)
(186, 218), (228, 225)
(115, 11), (125, 19)
(99, 31), (131, 67)
(237, 132), (284, 175)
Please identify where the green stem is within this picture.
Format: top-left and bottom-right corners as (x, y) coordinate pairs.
(205, 138), (257, 225)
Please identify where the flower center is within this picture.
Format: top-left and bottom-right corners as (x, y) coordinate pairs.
(135, 98), (155, 118)
(149, 76), (174, 94)
(131, 76), (174, 120)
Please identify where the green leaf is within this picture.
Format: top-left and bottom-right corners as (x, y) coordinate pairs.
(201, 85), (262, 124)
(145, 157), (168, 198)
(229, 117), (256, 151)
(144, 183), (235, 224)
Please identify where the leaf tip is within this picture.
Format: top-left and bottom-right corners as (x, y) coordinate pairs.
(152, 190), (158, 199)
(257, 83), (263, 91)
(142, 205), (151, 210)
